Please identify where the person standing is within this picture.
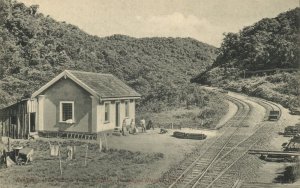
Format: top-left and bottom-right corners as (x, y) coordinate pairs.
(140, 119), (146, 133)
(130, 119), (137, 134)
(147, 120), (154, 130)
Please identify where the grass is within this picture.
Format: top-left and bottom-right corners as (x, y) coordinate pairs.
(0, 140), (164, 188)
(137, 93), (228, 129)
(216, 72), (300, 109)
(139, 107), (202, 129)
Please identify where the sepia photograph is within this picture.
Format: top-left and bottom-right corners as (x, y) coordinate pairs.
(0, 0), (299, 187)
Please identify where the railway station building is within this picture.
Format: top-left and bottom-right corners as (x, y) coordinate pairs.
(0, 70), (141, 139)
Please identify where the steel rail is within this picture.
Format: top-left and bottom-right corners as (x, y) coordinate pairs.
(168, 96), (246, 188)
(168, 96), (251, 188)
(198, 99), (281, 188)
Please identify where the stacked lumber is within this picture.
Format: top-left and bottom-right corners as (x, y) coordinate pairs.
(173, 131), (186, 138)
(173, 131), (207, 140)
(186, 133), (207, 140)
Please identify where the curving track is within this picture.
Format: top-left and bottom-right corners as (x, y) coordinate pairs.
(167, 95), (252, 188)
(201, 97), (282, 188)
(165, 94), (282, 188)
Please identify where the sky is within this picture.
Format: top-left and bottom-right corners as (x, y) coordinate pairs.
(20, 0), (299, 47)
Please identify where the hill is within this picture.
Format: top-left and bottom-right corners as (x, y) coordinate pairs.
(0, 0), (217, 112)
(193, 8), (300, 108)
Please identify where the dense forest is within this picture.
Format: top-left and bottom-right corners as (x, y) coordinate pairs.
(193, 8), (300, 108)
(215, 7), (299, 71)
(0, 0), (217, 111)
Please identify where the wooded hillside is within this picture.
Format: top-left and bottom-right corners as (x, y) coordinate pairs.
(216, 7), (299, 71)
(193, 8), (300, 108)
(0, 0), (216, 110)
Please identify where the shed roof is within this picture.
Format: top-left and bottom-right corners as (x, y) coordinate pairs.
(31, 70), (141, 99)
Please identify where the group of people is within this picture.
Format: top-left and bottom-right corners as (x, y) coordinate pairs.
(122, 118), (154, 135)
(139, 119), (155, 132)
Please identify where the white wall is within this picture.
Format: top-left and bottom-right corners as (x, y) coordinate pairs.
(97, 99), (136, 132)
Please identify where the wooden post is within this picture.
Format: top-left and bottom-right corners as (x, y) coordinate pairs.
(48, 141), (51, 156)
(17, 106), (19, 139)
(171, 123), (173, 129)
(0, 118), (3, 139)
(3, 118), (6, 137)
(99, 137), (102, 152)
(84, 145), (88, 166)
(21, 106), (25, 139)
(59, 148), (62, 177)
(0, 118), (2, 138)
(104, 135), (108, 150)
(17, 115), (20, 139)
(5, 118), (8, 137)
(8, 115), (10, 138)
(1, 118), (3, 137)
(28, 112), (31, 135)
(7, 137), (10, 151)
(25, 114), (28, 139)
(67, 146), (75, 160)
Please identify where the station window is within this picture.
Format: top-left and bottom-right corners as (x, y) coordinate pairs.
(60, 101), (74, 122)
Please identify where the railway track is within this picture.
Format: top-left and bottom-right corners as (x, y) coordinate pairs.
(194, 122), (274, 188)
(159, 96), (250, 186)
(166, 95), (282, 188)
(167, 96), (252, 188)
(249, 97), (282, 121)
(195, 98), (282, 188)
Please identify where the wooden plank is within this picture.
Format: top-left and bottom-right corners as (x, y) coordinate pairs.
(248, 151), (300, 156)
(5, 118), (8, 137)
(4, 118), (7, 137)
(22, 108), (26, 139)
(8, 114), (11, 138)
(1, 117), (3, 137)
(17, 114), (20, 139)
(249, 149), (298, 153)
(22, 111), (25, 139)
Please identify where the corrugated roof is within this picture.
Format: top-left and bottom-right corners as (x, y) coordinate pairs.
(67, 70), (141, 98)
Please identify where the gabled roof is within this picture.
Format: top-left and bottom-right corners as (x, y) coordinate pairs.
(31, 70), (141, 99)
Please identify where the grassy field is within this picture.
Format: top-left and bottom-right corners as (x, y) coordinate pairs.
(0, 129), (214, 188)
(0, 139), (164, 188)
(137, 94), (229, 130)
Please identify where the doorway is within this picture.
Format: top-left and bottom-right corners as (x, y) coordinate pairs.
(30, 113), (36, 132)
(115, 102), (120, 127)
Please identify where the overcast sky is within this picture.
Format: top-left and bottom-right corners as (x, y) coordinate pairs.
(20, 0), (298, 47)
